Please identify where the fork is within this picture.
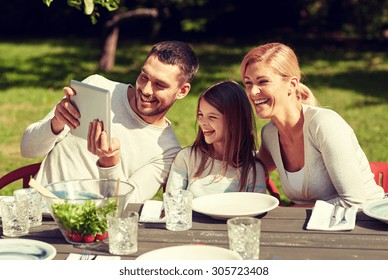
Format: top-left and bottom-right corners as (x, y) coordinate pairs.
(80, 250), (91, 260)
(339, 208), (349, 224)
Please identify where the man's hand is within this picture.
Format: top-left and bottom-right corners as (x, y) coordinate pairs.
(51, 87), (81, 134)
(88, 119), (120, 167)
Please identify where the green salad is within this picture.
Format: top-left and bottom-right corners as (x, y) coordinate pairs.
(51, 199), (117, 243)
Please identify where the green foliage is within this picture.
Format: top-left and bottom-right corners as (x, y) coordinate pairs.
(42, 0), (120, 24)
(301, 0), (388, 39)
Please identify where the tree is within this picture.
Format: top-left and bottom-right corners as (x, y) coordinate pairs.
(43, 0), (159, 71)
(42, 0), (202, 72)
(98, 3), (158, 71)
(41, 0), (387, 71)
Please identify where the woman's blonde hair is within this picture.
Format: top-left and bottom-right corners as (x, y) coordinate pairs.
(240, 42), (319, 106)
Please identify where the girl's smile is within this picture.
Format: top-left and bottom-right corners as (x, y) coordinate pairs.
(197, 99), (225, 154)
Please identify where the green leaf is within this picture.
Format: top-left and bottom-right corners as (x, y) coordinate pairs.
(42, 0), (54, 7)
(84, 0), (94, 15)
(95, 0), (120, 11)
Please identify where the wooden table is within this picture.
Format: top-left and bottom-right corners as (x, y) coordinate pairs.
(6, 204), (388, 260)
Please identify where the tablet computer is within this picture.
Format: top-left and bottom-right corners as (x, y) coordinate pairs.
(70, 79), (111, 145)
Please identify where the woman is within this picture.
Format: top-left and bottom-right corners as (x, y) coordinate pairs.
(165, 81), (267, 198)
(240, 42), (384, 208)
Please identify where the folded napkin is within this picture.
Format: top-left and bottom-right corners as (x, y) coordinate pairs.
(66, 253), (121, 260)
(306, 200), (358, 231)
(139, 200), (166, 223)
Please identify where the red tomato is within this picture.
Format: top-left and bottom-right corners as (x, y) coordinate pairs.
(95, 231), (109, 241)
(68, 231), (82, 242)
(83, 234), (96, 243)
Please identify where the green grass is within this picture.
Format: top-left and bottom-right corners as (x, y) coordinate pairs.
(1, 39), (387, 204)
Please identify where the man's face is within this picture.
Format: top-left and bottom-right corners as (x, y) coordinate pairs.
(134, 55), (189, 124)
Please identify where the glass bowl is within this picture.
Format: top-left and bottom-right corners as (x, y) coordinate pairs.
(42, 179), (134, 244)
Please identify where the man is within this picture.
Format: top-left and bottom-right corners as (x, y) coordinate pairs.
(20, 41), (199, 202)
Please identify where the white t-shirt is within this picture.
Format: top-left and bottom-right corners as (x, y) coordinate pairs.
(165, 147), (266, 198)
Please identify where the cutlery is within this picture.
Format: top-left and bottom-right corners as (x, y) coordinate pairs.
(80, 250), (91, 260)
(329, 205), (341, 227)
(339, 208), (349, 225)
(28, 178), (59, 199)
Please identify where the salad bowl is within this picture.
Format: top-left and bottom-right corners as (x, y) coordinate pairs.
(42, 179), (134, 244)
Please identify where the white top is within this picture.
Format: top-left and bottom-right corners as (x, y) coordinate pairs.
(261, 104), (384, 208)
(165, 147), (267, 198)
(20, 74), (181, 202)
(285, 168), (304, 192)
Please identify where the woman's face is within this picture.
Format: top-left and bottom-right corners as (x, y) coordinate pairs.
(243, 61), (290, 119)
(197, 99), (225, 149)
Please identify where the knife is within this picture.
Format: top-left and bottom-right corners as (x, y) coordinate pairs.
(329, 205), (341, 227)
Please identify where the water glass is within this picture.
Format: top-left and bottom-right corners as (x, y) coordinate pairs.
(14, 188), (42, 227)
(227, 217), (261, 260)
(0, 196), (29, 237)
(163, 190), (193, 231)
(107, 210), (138, 255)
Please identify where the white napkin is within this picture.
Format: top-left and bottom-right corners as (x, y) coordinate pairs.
(139, 200), (166, 223)
(66, 253), (121, 260)
(306, 200), (358, 231)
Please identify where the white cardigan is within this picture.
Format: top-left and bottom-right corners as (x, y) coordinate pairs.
(262, 104), (384, 208)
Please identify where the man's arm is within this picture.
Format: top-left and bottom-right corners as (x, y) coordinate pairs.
(20, 86), (81, 158)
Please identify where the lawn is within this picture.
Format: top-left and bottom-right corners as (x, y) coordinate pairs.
(1, 38), (387, 204)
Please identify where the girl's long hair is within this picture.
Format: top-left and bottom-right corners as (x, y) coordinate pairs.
(191, 81), (258, 191)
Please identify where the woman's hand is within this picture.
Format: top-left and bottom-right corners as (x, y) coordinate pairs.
(87, 119), (121, 167)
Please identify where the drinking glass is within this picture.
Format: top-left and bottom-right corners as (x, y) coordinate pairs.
(14, 188), (42, 227)
(0, 196), (29, 237)
(107, 210), (138, 255)
(163, 190), (193, 231)
(227, 217), (261, 260)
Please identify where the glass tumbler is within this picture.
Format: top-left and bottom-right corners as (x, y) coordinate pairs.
(0, 196), (29, 237)
(163, 190), (193, 231)
(227, 217), (261, 260)
(107, 210), (139, 255)
(14, 188), (42, 227)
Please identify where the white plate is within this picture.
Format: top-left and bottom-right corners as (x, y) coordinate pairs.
(0, 239), (57, 260)
(192, 192), (279, 220)
(363, 199), (388, 224)
(136, 245), (242, 260)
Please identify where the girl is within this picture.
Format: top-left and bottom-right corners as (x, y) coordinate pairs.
(165, 81), (267, 197)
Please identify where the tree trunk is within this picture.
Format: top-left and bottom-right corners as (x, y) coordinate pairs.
(98, 8), (159, 72)
(99, 24), (119, 72)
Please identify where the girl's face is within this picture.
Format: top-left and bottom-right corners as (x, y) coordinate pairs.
(197, 99), (225, 148)
(243, 61), (290, 119)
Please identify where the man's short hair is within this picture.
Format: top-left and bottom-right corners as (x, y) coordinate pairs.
(146, 41), (199, 83)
